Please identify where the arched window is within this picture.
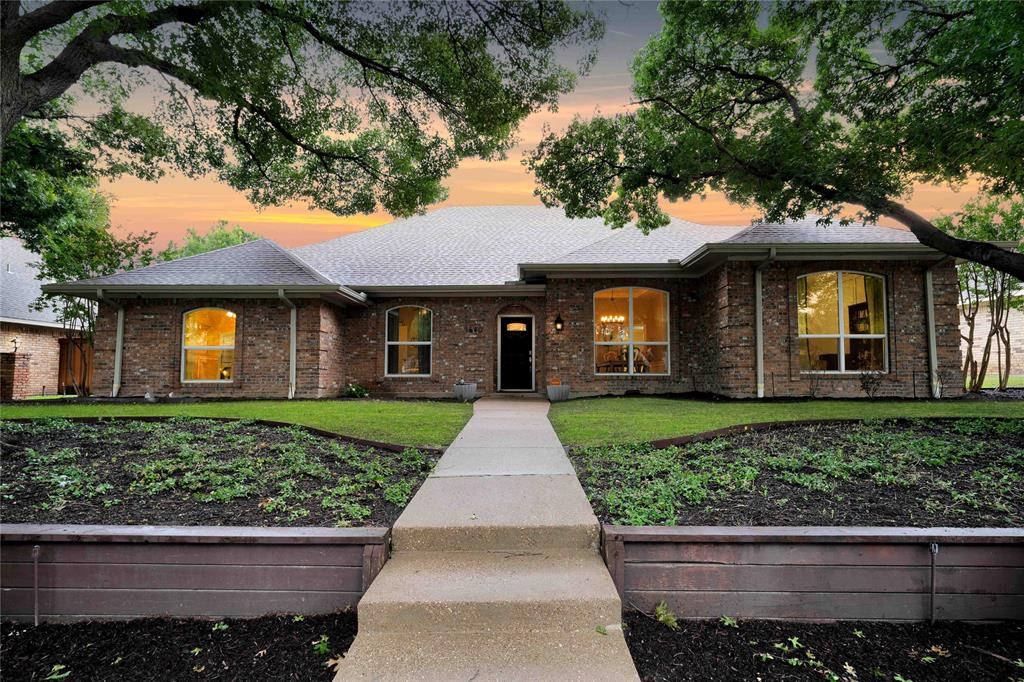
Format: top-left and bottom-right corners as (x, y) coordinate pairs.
(181, 308), (236, 382)
(797, 271), (888, 372)
(385, 306), (432, 376)
(594, 287), (669, 375)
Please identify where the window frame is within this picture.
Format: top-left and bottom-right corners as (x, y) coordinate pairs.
(384, 305), (433, 378)
(593, 286), (671, 377)
(180, 307), (237, 384)
(796, 270), (889, 375)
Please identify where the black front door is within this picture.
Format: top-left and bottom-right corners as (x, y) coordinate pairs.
(499, 316), (533, 390)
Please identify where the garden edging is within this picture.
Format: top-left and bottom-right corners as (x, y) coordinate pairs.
(603, 525), (1024, 622)
(0, 524), (390, 623)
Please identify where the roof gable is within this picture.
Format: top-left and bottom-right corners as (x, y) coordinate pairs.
(1, 237), (60, 325)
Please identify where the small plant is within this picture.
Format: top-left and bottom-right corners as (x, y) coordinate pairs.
(344, 383), (370, 398)
(42, 664), (70, 681)
(212, 621), (228, 632)
(292, 615), (305, 623)
(859, 370), (885, 398)
(852, 628), (865, 639)
(191, 647), (203, 656)
(719, 615), (738, 628)
(595, 625), (607, 635)
(654, 601), (679, 630)
(312, 634), (331, 655)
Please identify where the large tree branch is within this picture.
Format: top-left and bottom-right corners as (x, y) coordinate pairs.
(2, 1), (106, 48)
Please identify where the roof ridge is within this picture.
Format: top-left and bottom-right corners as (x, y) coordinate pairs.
(264, 240), (337, 285)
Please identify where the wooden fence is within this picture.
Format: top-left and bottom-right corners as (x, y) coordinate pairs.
(603, 526), (1024, 622)
(0, 524), (389, 622)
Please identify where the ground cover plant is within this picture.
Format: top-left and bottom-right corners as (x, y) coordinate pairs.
(571, 418), (1023, 527)
(1, 612), (355, 682)
(624, 610), (1024, 682)
(0, 418), (440, 527)
(0, 399), (472, 449)
(549, 396), (1024, 447)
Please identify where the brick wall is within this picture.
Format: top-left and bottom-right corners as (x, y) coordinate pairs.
(0, 322), (63, 398)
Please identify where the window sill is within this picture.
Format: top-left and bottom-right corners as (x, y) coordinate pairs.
(799, 371), (888, 376)
(383, 374), (433, 379)
(181, 380), (234, 384)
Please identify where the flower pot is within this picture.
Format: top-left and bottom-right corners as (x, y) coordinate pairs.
(547, 384), (570, 402)
(453, 382), (477, 402)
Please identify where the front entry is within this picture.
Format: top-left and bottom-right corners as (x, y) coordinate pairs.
(498, 316), (534, 391)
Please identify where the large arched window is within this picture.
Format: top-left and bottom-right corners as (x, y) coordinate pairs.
(797, 271), (888, 372)
(385, 306), (432, 376)
(594, 287), (669, 375)
(182, 308), (236, 382)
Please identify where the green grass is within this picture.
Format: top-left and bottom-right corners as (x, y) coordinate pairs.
(0, 399), (472, 448)
(979, 374), (1024, 389)
(549, 397), (1024, 446)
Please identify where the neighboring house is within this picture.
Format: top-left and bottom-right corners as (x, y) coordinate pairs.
(44, 206), (963, 401)
(1, 238), (91, 399)
(960, 298), (1024, 377)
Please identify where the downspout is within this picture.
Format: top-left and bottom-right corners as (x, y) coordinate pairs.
(96, 289), (124, 398)
(755, 248), (777, 399)
(924, 257), (952, 399)
(278, 289), (297, 400)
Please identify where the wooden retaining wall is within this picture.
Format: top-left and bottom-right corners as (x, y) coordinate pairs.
(604, 526), (1024, 622)
(0, 524), (389, 622)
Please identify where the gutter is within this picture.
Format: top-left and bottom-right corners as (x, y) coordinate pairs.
(754, 249), (777, 399)
(278, 289), (297, 400)
(95, 289), (124, 398)
(924, 257), (952, 399)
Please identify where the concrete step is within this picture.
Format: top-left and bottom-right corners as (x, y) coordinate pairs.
(358, 550), (622, 633)
(392, 475), (599, 551)
(334, 625), (639, 681)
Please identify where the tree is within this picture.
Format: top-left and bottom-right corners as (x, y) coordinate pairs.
(2, 0), (602, 235)
(528, 0), (1024, 278)
(161, 220), (261, 261)
(937, 196), (1023, 392)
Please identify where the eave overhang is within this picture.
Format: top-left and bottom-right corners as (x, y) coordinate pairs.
(676, 242), (951, 276)
(354, 284), (547, 297)
(40, 283), (369, 306)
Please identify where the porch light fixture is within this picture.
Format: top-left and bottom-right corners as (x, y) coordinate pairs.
(554, 314), (564, 332)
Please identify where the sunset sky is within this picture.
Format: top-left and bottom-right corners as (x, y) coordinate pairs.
(103, 1), (981, 250)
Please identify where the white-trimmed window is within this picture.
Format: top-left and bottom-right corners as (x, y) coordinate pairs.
(385, 306), (432, 376)
(797, 271), (888, 373)
(594, 287), (670, 375)
(182, 307), (236, 382)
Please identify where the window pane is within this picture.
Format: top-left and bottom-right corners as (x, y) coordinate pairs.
(387, 307), (431, 343)
(632, 288), (668, 342)
(184, 309), (236, 347)
(798, 338), (840, 371)
(388, 344), (431, 375)
(633, 345), (668, 374)
(595, 345), (630, 374)
(845, 338), (885, 371)
(595, 289), (629, 342)
(184, 349), (234, 381)
(843, 273), (885, 334)
(798, 272), (839, 335)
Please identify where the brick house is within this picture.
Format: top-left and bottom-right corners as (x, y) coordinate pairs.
(44, 206), (964, 401)
(1, 238), (92, 399)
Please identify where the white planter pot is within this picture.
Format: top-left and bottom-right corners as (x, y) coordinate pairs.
(453, 383), (477, 402)
(547, 385), (570, 402)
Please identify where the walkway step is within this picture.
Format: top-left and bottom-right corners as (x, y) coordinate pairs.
(335, 625), (638, 681)
(392, 475), (599, 552)
(359, 550), (621, 633)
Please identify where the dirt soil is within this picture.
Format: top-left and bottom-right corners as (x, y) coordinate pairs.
(625, 613), (1024, 681)
(0, 418), (438, 527)
(1, 612), (356, 682)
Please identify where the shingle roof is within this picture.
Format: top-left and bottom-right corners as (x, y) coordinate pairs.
(724, 217), (918, 244)
(1, 237), (61, 326)
(293, 205), (743, 286)
(66, 239), (335, 288)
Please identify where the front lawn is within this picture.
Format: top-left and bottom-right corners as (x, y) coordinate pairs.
(549, 396), (1024, 446)
(572, 418), (1023, 527)
(0, 399), (472, 448)
(0, 418), (439, 527)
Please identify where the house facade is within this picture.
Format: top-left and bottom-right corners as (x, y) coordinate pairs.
(46, 206), (964, 401)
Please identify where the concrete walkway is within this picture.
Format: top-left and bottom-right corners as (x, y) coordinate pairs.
(335, 395), (639, 681)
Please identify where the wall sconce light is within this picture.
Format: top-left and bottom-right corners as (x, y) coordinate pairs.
(10, 337), (19, 353)
(554, 314), (564, 332)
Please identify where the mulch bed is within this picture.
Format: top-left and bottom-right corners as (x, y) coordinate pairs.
(0, 417), (438, 528)
(625, 613), (1024, 681)
(572, 418), (1024, 527)
(1, 612), (356, 682)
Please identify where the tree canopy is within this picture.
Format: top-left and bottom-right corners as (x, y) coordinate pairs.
(528, 0), (1024, 277)
(160, 220), (261, 261)
(2, 0), (602, 225)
